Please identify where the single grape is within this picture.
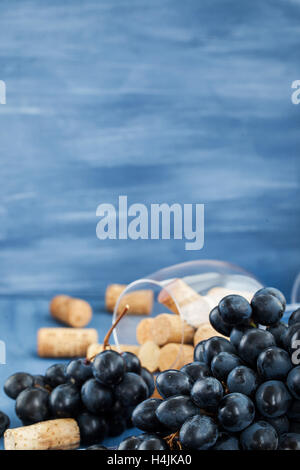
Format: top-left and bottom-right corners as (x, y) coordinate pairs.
(114, 373), (148, 407)
(255, 380), (292, 418)
(230, 326), (253, 350)
(209, 307), (232, 336)
(289, 308), (300, 326)
(49, 383), (81, 418)
(257, 347), (292, 380)
(227, 366), (260, 397)
(4, 372), (34, 399)
(251, 293), (284, 326)
(240, 421), (278, 450)
(81, 378), (114, 414)
(203, 336), (236, 365)
(211, 432), (240, 450)
(77, 411), (107, 445)
(264, 415), (290, 435)
(287, 367), (300, 399)
(107, 414), (127, 437)
(211, 352), (243, 382)
(218, 393), (255, 432)
(137, 434), (168, 450)
(179, 415), (218, 450)
(278, 433), (300, 450)
(156, 370), (192, 398)
(238, 329), (276, 367)
(0, 411), (10, 437)
(181, 362), (211, 383)
(155, 395), (200, 431)
(118, 435), (142, 450)
(92, 350), (125, 386)
(65, 359), (93, 386)
(132, 398), (164, 432)
(193, 340), (206, 362)
(86, 444), (107, 450)
(45, 364), (66, 388)
(218, 295), (252, 325)
(15, 387), (50, 424)
(140, 367), (155, 396)
(254, 287), (286, 309)
(267, 322), (288, 349)
(191, 377), (223, 412)
(122, 351), (141, 374)
(287, 399), (300, 421)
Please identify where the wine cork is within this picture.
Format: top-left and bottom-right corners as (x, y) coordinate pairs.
(152, 313), (195, 346)
(50, 295), (92, 328)
(37, 328), (98, 358)
(136, 318), (154, 344)
(207, 287), (254, 305)
(193, 322), (225, 346)
(138, 341), (160, 373)
(105, 284), (153, 315)
(86, 343), (140, 360)
(158, 343), (194, 371)
(158, 279), (211, 328)
(4, 418), (80, 450)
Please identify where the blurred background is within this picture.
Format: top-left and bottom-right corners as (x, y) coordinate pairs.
(0, 0), (300, 300)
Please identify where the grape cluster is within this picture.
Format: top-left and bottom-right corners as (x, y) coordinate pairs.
(3, 350), (154, 447)
(117, 287), (300, 450)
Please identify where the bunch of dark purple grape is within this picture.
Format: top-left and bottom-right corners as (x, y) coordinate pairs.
(118, 287), (300, 450)
(3, 350), (154, 447)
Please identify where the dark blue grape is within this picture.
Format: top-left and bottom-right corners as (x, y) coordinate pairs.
(211, 432), (240, 450)
(114, 372), (148, 407)
(93, 350), (125, 386)
(86, 445), (107, 450)
(179, 415), (218, 450)
(218, 393), (255, 432)
(156, 370), (192, 398)
(122, 351), (141, 374)
(140, 367), (155, 396)
(132, 398), (164, 432)
(267, 322), (288, 348)
(191, 377), (223, 411)
(289, 308), (300, 326)
(155, 395), (200, 431)
(181, 362), (211, 383)
(238, 329), (276, 367)
(255, 380), (292, 418)
(107, 414), (127, 437)
(203, 336), (236, 365)
(287, 366), (300, 399)
(65, 359), (93, 386)
(254, 287), (286, 309)
(137, 434), (168, 450)
(282, 322), (300, 351)
(211, 352), (243, 381)
(4, 372), (34, 399)
(240, 421), (278, 450)
(118, 436), (142, 450)
(15, 387), (50, 424)
(227, 366), (259, 397)
(209, 307), (232, 336)
(77, 411), (107, 445)
(45, 364), (66, 388)
(193, 340), (206, 362)
(50, 383), (81, 418)
(264, 415), (290, 435)
(81, 378), (113, 414)
(0, 411), (10, 437)
(251, 293), (284, 326)
(218, 295), (252, 325)
(278, 433), (300, 450)
(230, 325), (253, 350)
(257, 347), (292, 380)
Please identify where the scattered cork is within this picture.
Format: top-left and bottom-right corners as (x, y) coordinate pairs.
(158, 278), (212, 328)
(50, 295), (92, 328)
(4, 419), (80, 450)
(158, 343), (194, 371)
(105, 284), (153, 315)
(86, 343), (140, 360)
(136, 318), (155, 344)
(37, 328), (98, 358)
(151, 313), (195, 346)
(193, 322), (225, 346)
(138, 341), (160, 373)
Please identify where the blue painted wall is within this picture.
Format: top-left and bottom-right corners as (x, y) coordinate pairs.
(0, 0), (300, 298)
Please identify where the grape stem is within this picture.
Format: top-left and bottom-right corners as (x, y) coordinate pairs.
(103, 304), (130, 350)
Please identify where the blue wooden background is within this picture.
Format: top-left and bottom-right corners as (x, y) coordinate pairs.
(0, 0), (300, 449)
